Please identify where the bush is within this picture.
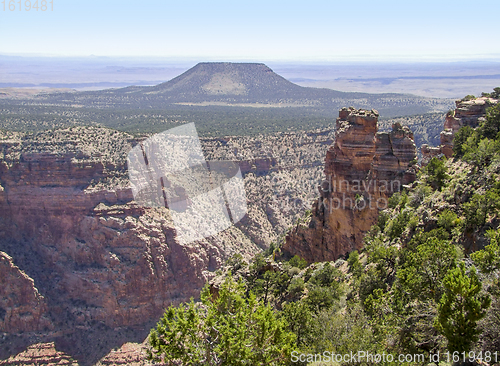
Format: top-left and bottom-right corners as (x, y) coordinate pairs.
(377, 211), (390, 231)
(464, 137), (500, 167)
(479, 102), (500, 140)
(147, 276), (297, 366)
(453, 125), (475, 158)
(437, 210), (459, 232)
(385, 209), (415, 240)
(462, 95), (476, 101)
(288, 255), (308, 270)
(463, 190), (500, 231)
(471, 229), (500, 274)
(483, 87), (500, 99)
(308, 262), (342, 287)
(409, 184), (433, 208)
(305, 303), (379, 357)
(424, 157), (449, 191)
(305, 263), (343, 312)
(347, 250), (362, 278)
(435, 262), (491, 353)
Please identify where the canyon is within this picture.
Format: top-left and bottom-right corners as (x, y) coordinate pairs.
(0, 125), (335, 365)
(0, 102), (454, 364)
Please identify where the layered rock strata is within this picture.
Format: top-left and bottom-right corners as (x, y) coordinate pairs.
(0, 252), (52, 333)
(0, 124), (344, 364)
(0, 342), (79, 366)
(0, 127), (260, 363)
(283, 107), (417, 263)
(422, 97), (499, 160)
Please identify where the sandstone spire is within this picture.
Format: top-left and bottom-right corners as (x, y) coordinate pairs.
(282, 107), (417, 262)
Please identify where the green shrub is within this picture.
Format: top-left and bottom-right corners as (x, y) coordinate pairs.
(347, 250), (362, 278)
(388, 192), (401, 209)
(437, 210), (459, 232)
(471, 229), (500, 274)
(435, 263), (491, 353)
(385, 209), (415, 240)
(377, 211), (390, 231)
(479, 102), (500, 140)
(288, 255), (308, 270)
(308, 263), (342, 287)
(494, 87), (500, 98)
(147, 276), (297, 365)
(453, 125), (475, 158)
(424, 157), (449, 191)
(286, 277), (306, 300)
(463, 190), (500, 231)
(306, 304), (378, 357)
(409, 184), (433, 207)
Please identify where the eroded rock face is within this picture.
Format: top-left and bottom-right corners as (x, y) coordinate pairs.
(0, 145), (234, 330)
(95, 342), (146, 366)
(0, 124), (342, 364)
(0, 342), (79, 366)
(282, 108), (417, 263)
(0, 252), (52, 333)
(422, 97), (499, 160)
(0, 127), (261, 364)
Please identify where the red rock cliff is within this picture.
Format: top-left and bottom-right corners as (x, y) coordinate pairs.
(282, 107), (417, 263)
(0, 127), (260, 364)
(422, 96), (499, 160)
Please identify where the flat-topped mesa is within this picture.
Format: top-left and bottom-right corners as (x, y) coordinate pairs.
(422, 96), (499, 160)
(282, 108), (417, 263)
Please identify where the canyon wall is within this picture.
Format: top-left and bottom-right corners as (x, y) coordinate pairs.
(282, 107), (417, 263)
(0, 127), (261, 364)
(0, 125), (338, 365)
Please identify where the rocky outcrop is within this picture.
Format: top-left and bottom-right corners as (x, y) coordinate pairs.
(0, 343), (79, 366)
(282, 108), (417, 263)
(0, 252), (52, 333)
(238, 157), (277, 176)
(95, 343), (146, 366)
(422, 97), (499, 160)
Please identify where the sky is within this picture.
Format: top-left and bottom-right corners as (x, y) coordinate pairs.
(1, 0), (500, 62)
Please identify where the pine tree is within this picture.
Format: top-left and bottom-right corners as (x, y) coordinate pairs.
(435, 262), (491, 353)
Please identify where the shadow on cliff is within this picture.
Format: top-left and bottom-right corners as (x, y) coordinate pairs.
(53, 322), (154, 366)
(0, 324), (153, 366)
(0, 237), (155, 365)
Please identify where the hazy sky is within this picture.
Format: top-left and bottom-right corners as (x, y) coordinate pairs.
(1, 0), (499, 61)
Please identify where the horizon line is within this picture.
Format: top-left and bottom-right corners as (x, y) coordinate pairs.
(2, 53), (500, 64)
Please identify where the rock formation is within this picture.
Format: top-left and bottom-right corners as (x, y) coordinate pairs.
(0, 252), (52, 333)
(282, 107), (417, 263)
(94, 343), (146, 366)
(422, 96), (499, 160)
(0, 343), (79, 366)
